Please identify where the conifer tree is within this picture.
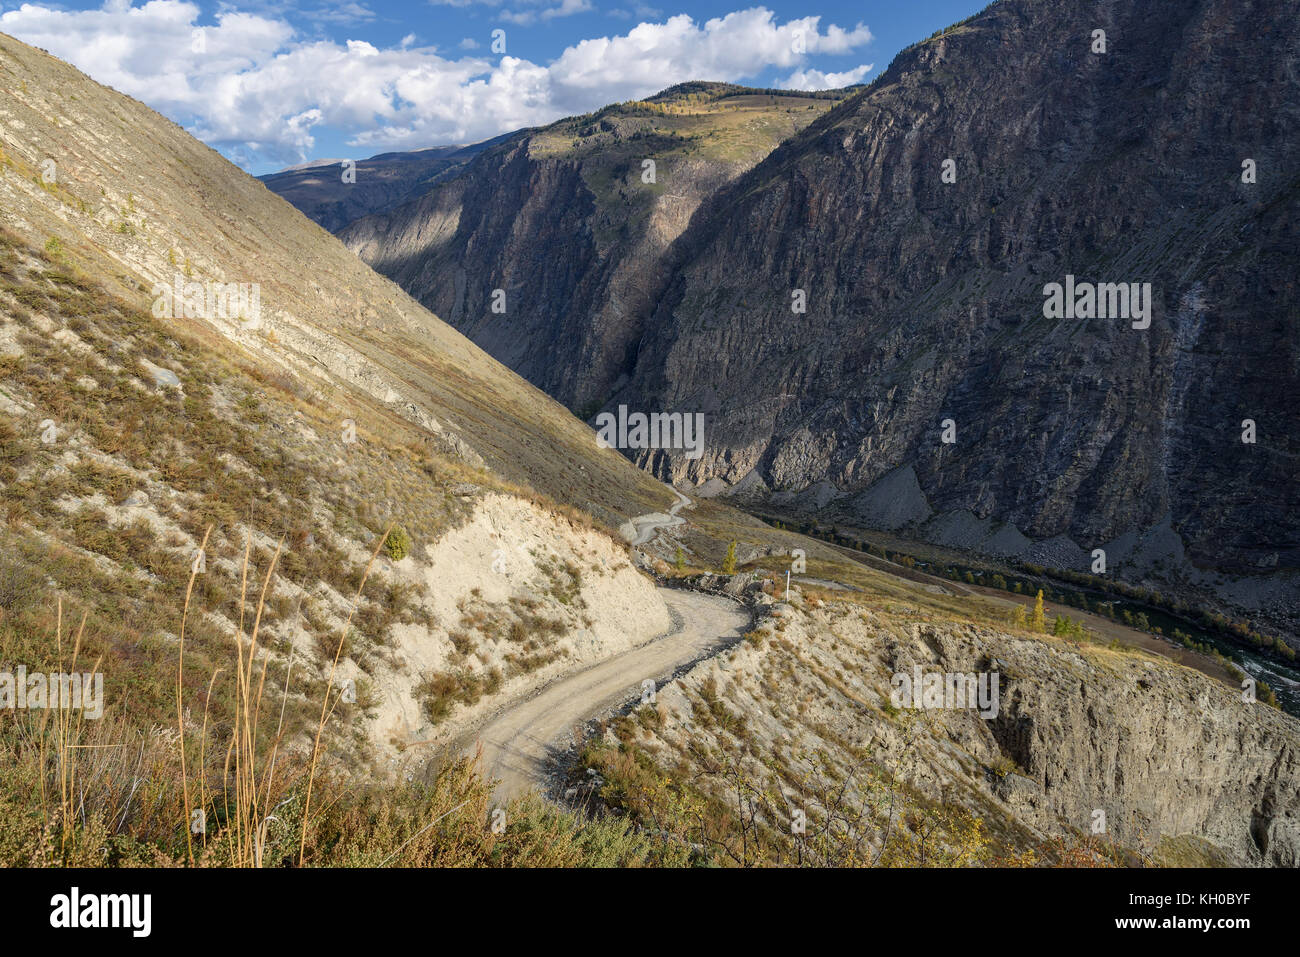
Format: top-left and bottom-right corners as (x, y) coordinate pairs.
(1031, 590), (1046, 632)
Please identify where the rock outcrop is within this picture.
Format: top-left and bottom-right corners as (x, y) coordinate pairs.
(642, 595), (1300, 865)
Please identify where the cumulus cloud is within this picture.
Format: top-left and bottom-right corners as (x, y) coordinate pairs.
(782, 62), (874, 91)
(0, 1), (873, 165)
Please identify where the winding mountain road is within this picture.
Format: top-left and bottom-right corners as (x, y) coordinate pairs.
(466, 587), (747, 800)
(441, 488), (746, 800)
(620, 484), (691, 545)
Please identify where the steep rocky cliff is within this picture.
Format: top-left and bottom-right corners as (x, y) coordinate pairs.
(341, 84), (843, 411)
(625, 0), (1300, 595)
(586, 584), (1300, 865)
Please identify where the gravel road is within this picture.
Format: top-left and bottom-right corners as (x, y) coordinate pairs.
(465, 587), (747, 800)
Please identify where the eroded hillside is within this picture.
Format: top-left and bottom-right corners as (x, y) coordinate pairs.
(577, 572), (1300, 866)
(0, 29), (691, 865)
(0, 32), (677, 531)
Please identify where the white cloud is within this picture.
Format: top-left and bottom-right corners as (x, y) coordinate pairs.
(0, 2), (873, 165)
(782, 62), (873, 91)
(501, 1), (590, 24)
(610, 4), (663, 20)
(313, 2), (376, 24)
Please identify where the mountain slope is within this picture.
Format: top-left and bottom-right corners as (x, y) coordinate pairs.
(633, 0), (1300, 585)
(0, 28), (686, 787)
(0, 31), (677, 531)
(582, 583), (1300, 866)
(341, 84), (846, 411)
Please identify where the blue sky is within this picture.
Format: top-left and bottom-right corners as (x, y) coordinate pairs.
(0, 0), (986, 174)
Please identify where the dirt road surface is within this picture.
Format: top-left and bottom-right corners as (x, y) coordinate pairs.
(465, 587), (747, 801)
(621, 484), (690, 545)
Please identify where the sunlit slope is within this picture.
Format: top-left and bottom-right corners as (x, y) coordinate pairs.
(0, 31), (673, 527)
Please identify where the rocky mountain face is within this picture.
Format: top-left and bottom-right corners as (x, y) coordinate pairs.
(336, 0), (1300, 625)
(626, 0), (1300, 564)
(340, 84), (843, 412)
(260, 139), (503, 234)
(625, 0), (1300, 599)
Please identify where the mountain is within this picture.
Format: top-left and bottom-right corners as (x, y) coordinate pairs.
(340, 83), (848, 412)
(0, 34), (687, 530)
(3, 22), (1298, 871)
(338, 0), (1300, 632)
(260, 139), (506, 233)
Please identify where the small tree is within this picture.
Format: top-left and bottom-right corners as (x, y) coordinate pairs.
(722, 541), (737, 575)
(674, 545), (686, 573)
(1031, 590), (1046, 632)
(1010, 604), (1027, 628)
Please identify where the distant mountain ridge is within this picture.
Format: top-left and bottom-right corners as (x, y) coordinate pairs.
(260, 137), (509, 233)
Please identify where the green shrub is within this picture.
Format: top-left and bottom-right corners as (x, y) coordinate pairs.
(384, 525), (411, 561)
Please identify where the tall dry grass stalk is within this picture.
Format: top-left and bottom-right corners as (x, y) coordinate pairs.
(298, 521), (392, 866)
(12, 518), (398, 866)
(176, 524), (213, 864)
(41, 599), (101, 855)
(172, 525), (306, 866)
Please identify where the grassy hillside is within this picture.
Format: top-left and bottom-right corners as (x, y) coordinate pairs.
(0, 28), (694, 867)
